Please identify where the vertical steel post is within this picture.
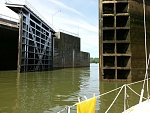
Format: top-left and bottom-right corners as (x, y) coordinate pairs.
(17, 11), (23, 73)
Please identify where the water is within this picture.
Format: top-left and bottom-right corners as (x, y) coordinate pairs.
(0, 64), (147, 113)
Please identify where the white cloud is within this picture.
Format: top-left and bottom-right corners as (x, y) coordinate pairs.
(31, 0), (99, 57)
(47, 0), (83, 16)
(0, 0), (99, 57)
(51, 13), (98, 57)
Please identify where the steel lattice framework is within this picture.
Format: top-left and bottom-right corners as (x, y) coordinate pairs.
(6, 3), (55, 72)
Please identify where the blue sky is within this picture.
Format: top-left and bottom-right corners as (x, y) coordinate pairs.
(0, 0), (99, 58)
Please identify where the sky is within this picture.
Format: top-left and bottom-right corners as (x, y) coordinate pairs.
(0, 0), (99, 58)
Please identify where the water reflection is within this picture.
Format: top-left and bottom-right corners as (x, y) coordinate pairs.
(0, 64), (148, 113)
(99, 82), (125, 113)
(12, 64), (100, 113)
(0, 64), (147, 113)
(0, 71), (17, 113)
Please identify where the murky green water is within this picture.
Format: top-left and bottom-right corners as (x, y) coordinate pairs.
(0, 64), (148, 113)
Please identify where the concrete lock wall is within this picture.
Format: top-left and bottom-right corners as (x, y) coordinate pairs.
(1, 3), (90, 72)
(0, 17), (90, 71)
(54, 32), (90, 68)
(130, 0), (150, 81)
(99, 0), (150, 81)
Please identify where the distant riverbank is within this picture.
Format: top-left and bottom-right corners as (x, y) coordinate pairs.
(90, 57), (99, 63)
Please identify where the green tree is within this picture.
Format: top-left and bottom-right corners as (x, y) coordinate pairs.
(90, 57), (99, 63)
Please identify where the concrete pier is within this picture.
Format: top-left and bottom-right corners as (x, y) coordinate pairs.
(99, 0), (150, 81)
(54, 32), (90, 68)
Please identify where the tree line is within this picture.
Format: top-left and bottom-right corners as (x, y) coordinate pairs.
(90, 58), (99, 63)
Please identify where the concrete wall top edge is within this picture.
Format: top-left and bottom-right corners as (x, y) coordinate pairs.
(60, 32), (80, 39)
(80, 51), (90, 54)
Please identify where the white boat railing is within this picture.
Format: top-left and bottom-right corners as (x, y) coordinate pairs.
(139, 0), (150, 103)
(56, 78), (149, 113)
